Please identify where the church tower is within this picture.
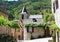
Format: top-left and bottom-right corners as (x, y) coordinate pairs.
(20, 5), (28, 20)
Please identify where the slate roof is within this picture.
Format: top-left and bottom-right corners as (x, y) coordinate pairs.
(20, 6), (28, 14)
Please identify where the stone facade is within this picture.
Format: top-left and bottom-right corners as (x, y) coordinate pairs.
(9, 20), (23, 40)
(51, 0), (60, 28)
(51, 0), (60, 42)
(18, 6), (51, 40)
(27, 28), (45, 40)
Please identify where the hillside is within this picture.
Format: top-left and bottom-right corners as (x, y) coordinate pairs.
(0, 0), (51, 19)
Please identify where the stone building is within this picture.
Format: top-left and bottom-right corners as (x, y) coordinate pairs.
(0, 9), (22, 40)
(51, 0), (60, 42)
(19, 6), (51, 40)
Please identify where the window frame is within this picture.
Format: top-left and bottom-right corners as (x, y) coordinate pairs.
(33, 18), (37, 22)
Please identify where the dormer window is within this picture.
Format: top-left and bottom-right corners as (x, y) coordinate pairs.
(33, 18), (37, 22)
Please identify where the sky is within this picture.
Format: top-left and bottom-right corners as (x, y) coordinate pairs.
(4, 0), (18, 1)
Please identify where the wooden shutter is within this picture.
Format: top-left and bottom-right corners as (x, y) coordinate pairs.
(27, 27), (29, 32)
(53, 3), (55, 13)
(32, 27), (34, 32)
(46, 26), (50, 36)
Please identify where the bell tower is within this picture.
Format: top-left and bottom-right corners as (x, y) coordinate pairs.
(20, 5), (28, 20)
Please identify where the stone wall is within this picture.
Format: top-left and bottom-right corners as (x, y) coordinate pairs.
(27, 28), (45, 40)
(0, 26), (7, 34)
(32, 28), (45, 38)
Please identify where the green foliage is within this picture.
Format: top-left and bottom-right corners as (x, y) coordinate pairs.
(6, 21), (20, 28)
(0, 0), (51, 19)
(43, 13), (54, 23)
(49, 21), (59, 32)
(0, 16), (7, 26)
(6, 21), (12, 26)
(49, 24), (58, 30)
(8, 14), (14, 21)
(0, 16), (20, 28)
(49, 22), (59, 42)
(10, 21), (20, 28)
(25, 23), (46, 28)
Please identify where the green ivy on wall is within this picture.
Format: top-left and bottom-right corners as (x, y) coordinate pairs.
(25, 23), (46, 28)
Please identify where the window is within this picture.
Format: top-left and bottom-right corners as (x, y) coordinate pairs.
(56, 0), (58, 9)
(53, 3), (55, 13)
(33, 18), (37, 22)
(27, 27), (34, 33)
(22, 14), (24, 19)
(46, 26), (50, 36)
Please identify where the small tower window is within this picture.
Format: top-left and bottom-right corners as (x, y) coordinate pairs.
(56, 0), (58, 9)
(53, 3), (55, 13)
(22, 14), (24, 19)
(33, 18), (37, 22)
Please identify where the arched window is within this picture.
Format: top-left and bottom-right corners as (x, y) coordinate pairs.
(33, 18), (37, 22)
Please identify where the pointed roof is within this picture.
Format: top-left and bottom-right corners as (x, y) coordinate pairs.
(21, 5), (28, 14)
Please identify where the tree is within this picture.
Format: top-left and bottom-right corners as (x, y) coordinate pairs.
(0, 0), (51, 19)
(8, 14), (14, 21)
(0, 16), (7, 26)
(43, 12), (59, 42)
(49, 22), (59, 42)
(43, 13), (54, 23)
